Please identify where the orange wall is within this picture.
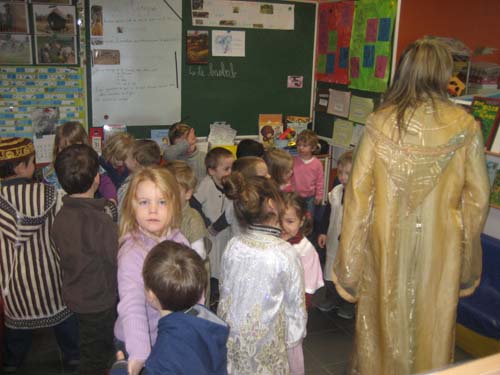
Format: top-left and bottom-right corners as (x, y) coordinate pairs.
(397, 0), (500, 64)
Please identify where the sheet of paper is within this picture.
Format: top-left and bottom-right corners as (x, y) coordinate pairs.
(33, 135), (55, 164)
(327, 89), (351, 117)
(212, 30), (245, 57)
(332, 118), (354, 148)
(348, 95), (374, 124)
(350, 124), (365, 147)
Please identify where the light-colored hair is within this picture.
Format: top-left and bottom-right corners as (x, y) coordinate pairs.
(165, 160), (197, 191)
(378, 37), (453, 137)
(168, 123), (191, 144)
(264, 148), (293, 185)
(130, 139), (161, 166)
(296, 129), (319, 152)
(119, 166), (182, 241)
(52, 121), (88, 162)
(102, 132), (135, 166)
(231, 156), (266, 179)
(337, 150), (353, 169)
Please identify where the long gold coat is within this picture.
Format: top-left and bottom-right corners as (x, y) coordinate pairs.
(332, 101), (490, 375)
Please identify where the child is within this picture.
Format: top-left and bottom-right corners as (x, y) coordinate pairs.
(117, 139), (161, 212)
(165, 123), (206, 182)
(236, 138), (264, 158)
(317, 151), (354, 319)
(42, 121), (117, 202)
(100, 132), (135, 190)
(141, 240), (229, 375)
(194, 147), (234, 281)
(219, 173), (307, 375)
(52, 144), (118, 374)
(264, 148), (294, 192)
(292, 129), (324, 215)
(0, 137), (79, 373)
(114, 166), (193, 375)
(282, 192), (324, 311)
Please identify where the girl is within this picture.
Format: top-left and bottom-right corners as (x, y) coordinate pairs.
(218, 173), (307, 375)
(292, 129), (324, 214)
(114, 166), (193, 375)
(282, 192), (324, 311)
(100, 131), (135, 190)
(42, 121), (117, 202)
(264, 147), (294, 192)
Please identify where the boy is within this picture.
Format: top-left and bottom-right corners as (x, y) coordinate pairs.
(316, 150), (354, 319)
(117, 139), (161, 212)
(165, 123), (206, 182)
(194, 147), (234, 282)
(236, 138), (264, 158)
(53, 143), (119, 374)
(0, 137), (79, 373)
(143, 240), (228, 375)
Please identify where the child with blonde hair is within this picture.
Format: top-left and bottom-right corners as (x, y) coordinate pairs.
(264, 148), (294, 192)
(292, 129), (324, 214)
(42, 121), (117, 202)
(100, 132), (135, 190)
(114, 166), (195, 375)
(219, 174), (306, 374)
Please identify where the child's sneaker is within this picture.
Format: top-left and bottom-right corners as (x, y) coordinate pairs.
(337, 302), (355, 319)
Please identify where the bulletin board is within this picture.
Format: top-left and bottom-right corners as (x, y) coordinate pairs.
(181, 0), (316, 137)
(88, 0), (182, 127)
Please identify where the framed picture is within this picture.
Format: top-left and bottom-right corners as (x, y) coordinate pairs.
(0, 34), (32, 64)
(0, 2), (29, 33)
(186, 30), (209, 65)
(35, 34), (76, 64)
(33, 4), (76, 36)
(471, 97), (500, 150)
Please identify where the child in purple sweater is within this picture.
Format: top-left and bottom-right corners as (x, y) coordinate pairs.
(114, 166), (201, 375)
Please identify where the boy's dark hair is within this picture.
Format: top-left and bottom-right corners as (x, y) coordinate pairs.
(205, 147), (234, 170)
(236, 139), (264, 158)
(142, 240), (206, 311)
(131, 139), (161, 167)
(0, 137), (35, 179)
(54, 144), (99, 194)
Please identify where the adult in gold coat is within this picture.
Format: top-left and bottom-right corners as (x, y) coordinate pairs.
(332, 37), (490, 375)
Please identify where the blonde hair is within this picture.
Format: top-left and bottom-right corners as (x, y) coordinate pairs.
(102, 132), (135, 166)
(165, 160), (197, 191)
(264, 148), (293, 185)
(231, 156), (266, 179)
(378, 37), (453, 137)
(119, 166), (182, 241)
(169, 123), (191, 144)
(52, 121), (88, 162)
(296, 129), (319, 152)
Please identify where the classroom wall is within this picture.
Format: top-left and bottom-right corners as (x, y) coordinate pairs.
(397, 0), (500, 64)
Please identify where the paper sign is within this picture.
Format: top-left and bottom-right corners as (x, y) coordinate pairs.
(349, 96), (374, 124)
(350, 124), (365, 147)
(363, 45), (375, 67)
(328, 30), (338, 52)
(327, 89), (351, 118)
(326, 54), (335, 74)
(33, 135), (55, 164)
(375, 55), (388, 78)
(332, 118), (354, 148)
(366, 18), (378, 42)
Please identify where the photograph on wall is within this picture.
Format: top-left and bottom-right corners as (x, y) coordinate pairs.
(0, 34), (32, 64)
(32, 1), (72, 4)
(36, 34), (76, 64)
(33, 4), (76, 35)
(92, 49), (120, 65)
(0, 2), (28, 33)
(32, 107), (60, 138)
(91, 5), (103, 37)
(186, 30), (209, 65)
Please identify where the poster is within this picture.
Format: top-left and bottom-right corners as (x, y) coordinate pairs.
(470, 97), (500, 150)
(332, 118), (354, 148)
(187, 30), (209, 64)
(348, 0), (396, 92)
(212, 30), (245, 57)
(348, 95), (374, 124)
(316, 1), (354, 84)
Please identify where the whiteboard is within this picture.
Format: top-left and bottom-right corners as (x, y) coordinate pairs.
(90, 0), (181, 126)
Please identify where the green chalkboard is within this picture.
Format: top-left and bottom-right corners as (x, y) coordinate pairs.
(181, 1), (316, 137)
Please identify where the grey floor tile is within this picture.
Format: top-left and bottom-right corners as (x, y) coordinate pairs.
(304, 329), (354, 367)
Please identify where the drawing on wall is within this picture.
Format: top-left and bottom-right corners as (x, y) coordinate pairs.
(36, 34), (76, 64)
(32, 107), (60, 138)
(0, 34), (32, 64)
(0, 2), (28, 33)
(33, 4), (76, 35)
(212, 30), (245, 57)
(187, 30), (209, 64)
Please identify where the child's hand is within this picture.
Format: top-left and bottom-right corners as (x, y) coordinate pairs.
(317, 234), (327, 248)
(128, 359), (145, 375)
